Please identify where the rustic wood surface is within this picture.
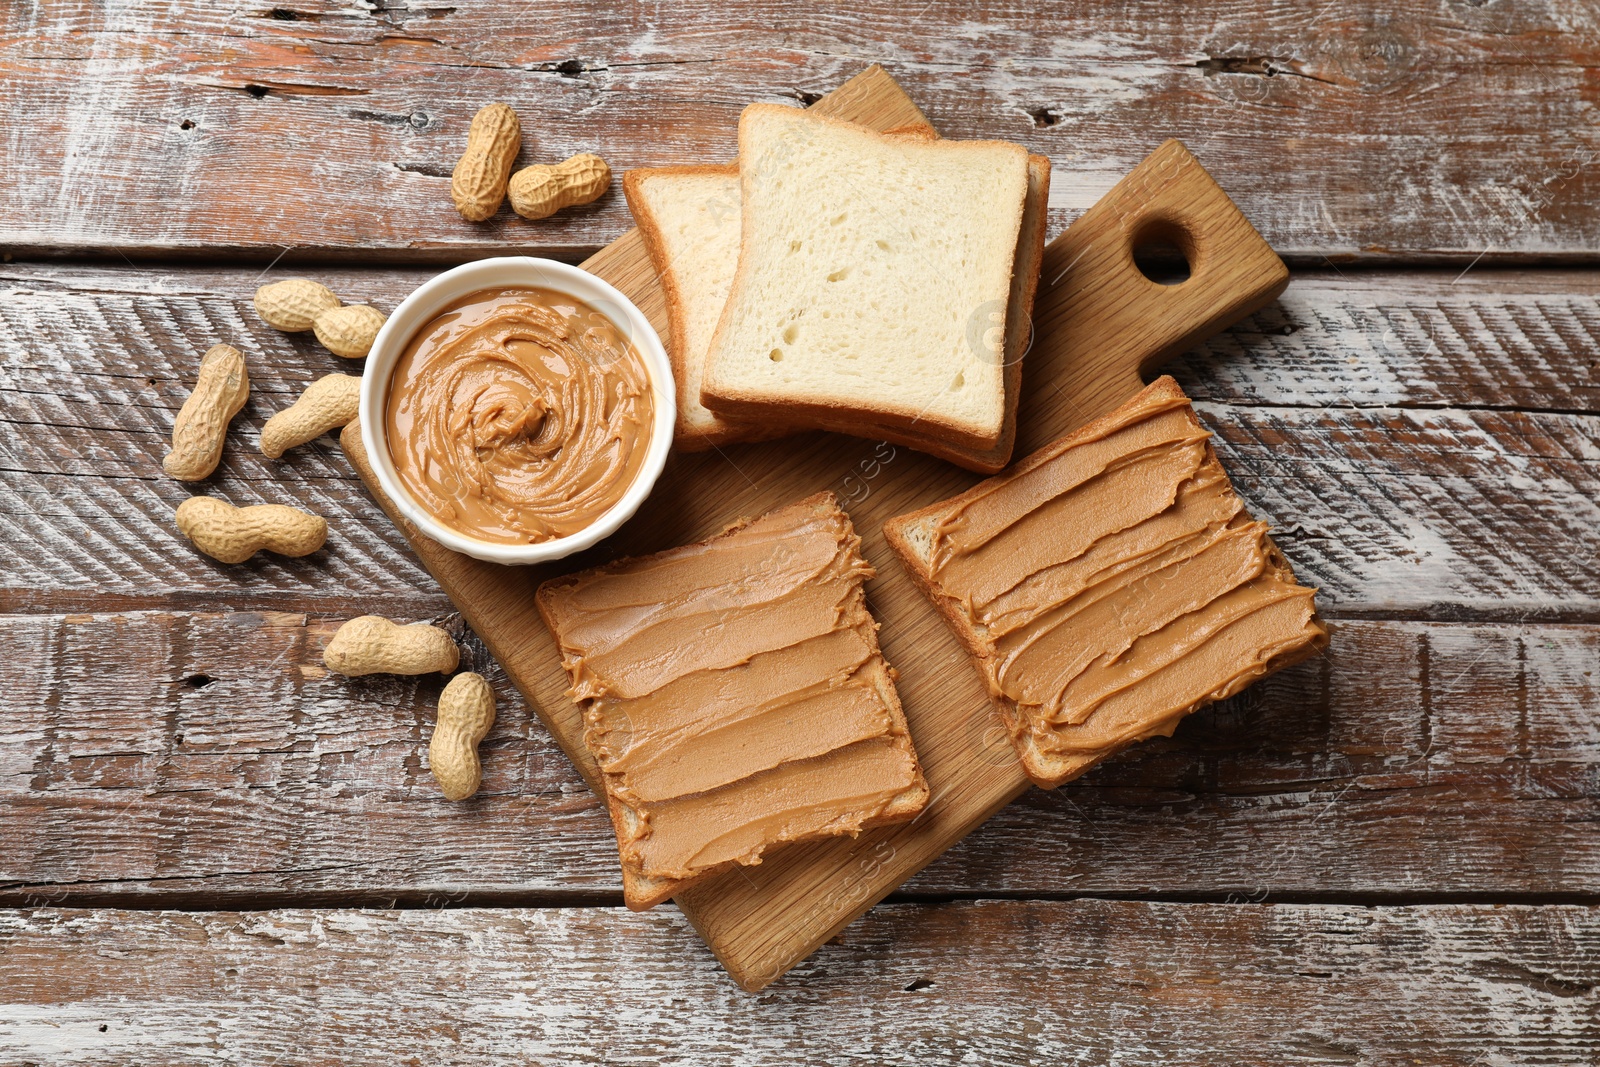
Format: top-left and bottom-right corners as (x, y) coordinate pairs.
(6, 264), (1598, 619)
(2, 6), (1597, 1056)
(3, 612), (1596, 907)
(4, 267), (1598, 902)
(3, 1), (1599, 262)
(3, 902), (1597, 1065)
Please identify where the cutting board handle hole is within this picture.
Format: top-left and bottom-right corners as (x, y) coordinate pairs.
(1130, 215), (1195, 287)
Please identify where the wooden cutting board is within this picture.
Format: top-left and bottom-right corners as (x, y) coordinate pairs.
(342, 65), (1288, 991)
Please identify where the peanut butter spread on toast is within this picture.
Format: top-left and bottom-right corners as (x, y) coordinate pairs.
(907, 376), (1326, 783)
(537, 493), (928, 908)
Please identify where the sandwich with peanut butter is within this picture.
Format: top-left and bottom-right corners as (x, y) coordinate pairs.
(536, 491), (929, 909)
(884, 376), (1328, 789)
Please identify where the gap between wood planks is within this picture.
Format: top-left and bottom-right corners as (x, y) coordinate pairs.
(4, 886), (1600, 913)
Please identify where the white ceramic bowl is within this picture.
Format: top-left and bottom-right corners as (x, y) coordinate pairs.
(359, 256), (676, 565)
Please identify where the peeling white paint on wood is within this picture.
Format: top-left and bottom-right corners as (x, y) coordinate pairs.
(3, 265), (1599, 616)
(0, 902), (1594, 1065)
(2, 2), (1598, 259)
(1, 612), (1593, 903)
(47, 1), (164, 248)
(1179, 272), (1600, 411)
(1196, 402), (1600, 616)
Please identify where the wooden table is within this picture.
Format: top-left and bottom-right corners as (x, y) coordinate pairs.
(2, 3), (1597, 1063)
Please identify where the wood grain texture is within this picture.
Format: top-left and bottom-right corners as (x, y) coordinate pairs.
(0, 263), (441, 615)
(1199, 404), (1600, 620)
(1027, 138), (1288, 427)
(4, 264), (1599, 619)
(2, 902), (1596, 1064)
(3, 612), (1596, 907)
(3, 2), (1598, 262)
(1175, 269), (1600, 414)
(8, 263), (1596, 411)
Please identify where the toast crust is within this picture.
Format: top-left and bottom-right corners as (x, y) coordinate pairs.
(701, 103), (1032, 452)
(623, 165), (786, 452)
(884, 377), (1329, 788)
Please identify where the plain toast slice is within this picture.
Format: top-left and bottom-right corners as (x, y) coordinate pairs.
(623, 163), (775, 451)
(626, 142), (1048, 470)
(701, 104), (1031, 452)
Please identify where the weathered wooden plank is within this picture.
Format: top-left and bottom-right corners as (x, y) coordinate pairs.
(12, 264), (1599, 415)
(937, 616), (1600, 899)
(0, 902), (1594, 1063)
(0, 609), (618, 905)
(0, 265), (443, 613)
(9, 404), (1597, 618)
(8, 264), (1596, 412)
(2, 2), (1597, 261)
(4, 265), (1599, 617)
(4, 612), (1594, 905)
(1201, 404), (1600, 618)
(1176, 269), (1600, 414)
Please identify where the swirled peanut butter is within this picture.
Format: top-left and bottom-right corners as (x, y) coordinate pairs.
(890, 375), (1326, 788)
(385, 286), (654, 545)
(536, 493), (929, 909)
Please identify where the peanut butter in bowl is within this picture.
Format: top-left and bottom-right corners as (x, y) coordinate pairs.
(359, 258), (676, 565)
(386, 287), (654, 545)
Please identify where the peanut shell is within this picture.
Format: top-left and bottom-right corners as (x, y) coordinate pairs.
(508, 153), (611, 220)
(175, 496), (326, 564)
(430, 672), (496, 800)
(163, 344), (250, 482)
(323, 616), (460, 677)
(260, 373), (362, 458)
(313, 305), (386, 359)
(451, 103), (522, 222)
(254, 278), (341, 332)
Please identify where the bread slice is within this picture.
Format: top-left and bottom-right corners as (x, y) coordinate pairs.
(884, 376), (1329, 789)
(622, 164), (774, 450)
(791, 152), (1048, 472)
(700, 104), (1032, 452)
(536, 491), (929, 909)
(625, 144), (1049, 471)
